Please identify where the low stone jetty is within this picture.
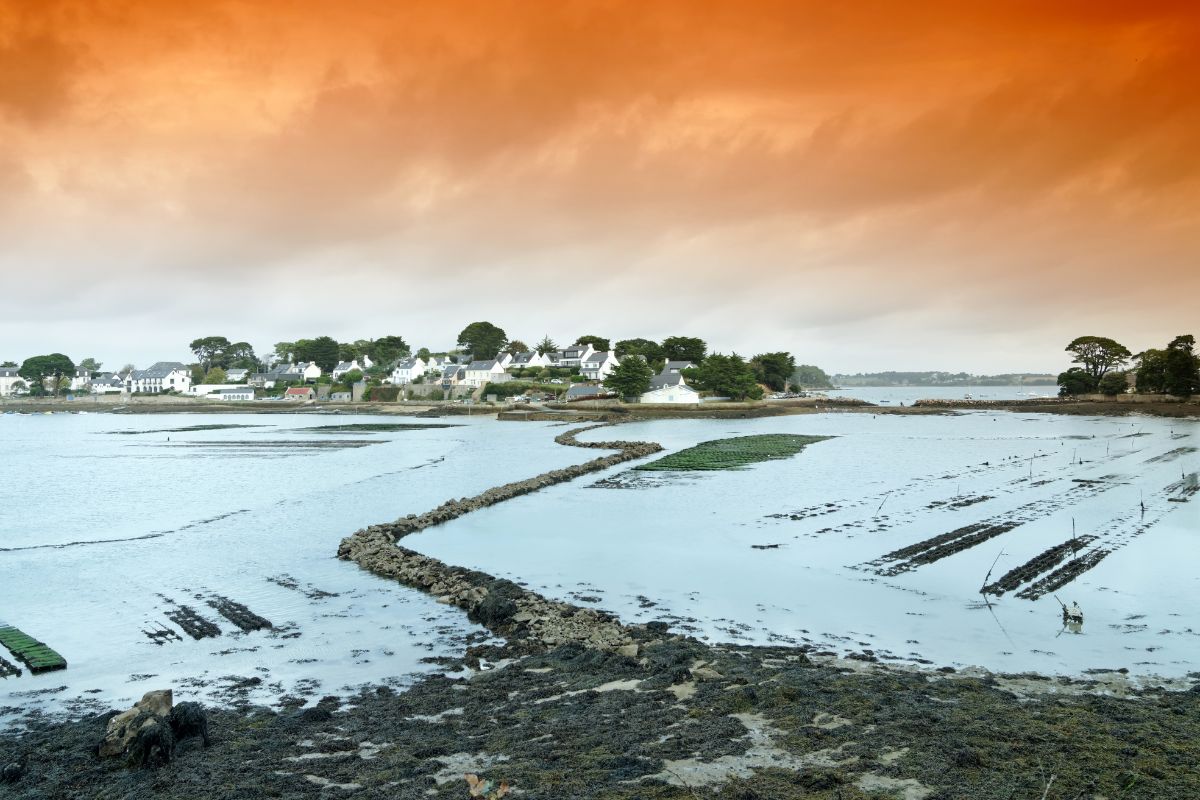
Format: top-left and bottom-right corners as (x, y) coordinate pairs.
(338, 424), (662, 653)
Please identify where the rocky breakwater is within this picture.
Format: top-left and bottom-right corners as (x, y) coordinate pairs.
(338, 424), (662, 654)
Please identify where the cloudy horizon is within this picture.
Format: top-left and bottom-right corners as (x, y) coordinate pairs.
(2, 1), (1196, 374)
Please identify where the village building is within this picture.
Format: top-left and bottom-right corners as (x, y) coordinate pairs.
(640, 369), (701, 404)
(216, 386), (255, 401)
(126, 362), (192, 394)
(462, 360), (510, 387)
(283, 386), (315, 401)
(89, 373), (126, 394)
(0, 366), (25, 397)
(580, 351), (620, 381)
(440, 365), (465, 392)
(388, 357), (426, 385)
(224, 368), (249, 383)
(508, 351), (550, 371)
(332, 359), (369, 381)
(549, 344), (595, 370)
(565, 384), (612, 402)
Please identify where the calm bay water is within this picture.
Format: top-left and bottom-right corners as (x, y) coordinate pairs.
(1, 405), (1197, 726)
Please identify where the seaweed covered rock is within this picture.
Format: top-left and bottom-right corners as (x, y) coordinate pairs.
(97, 690), (208, 768)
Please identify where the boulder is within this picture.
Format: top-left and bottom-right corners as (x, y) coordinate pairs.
(99, 690), (174, 759)
(98, 689), (208, 768)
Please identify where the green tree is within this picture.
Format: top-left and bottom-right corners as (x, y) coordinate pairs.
(791, 364), (834, 389)
(1163, 334), (1199, 396)
(343, 369), (364, 385)
(615, 338), (664, 362)
(370, 335), (410, 367)
(750, 352), (796, 392)
(0, 361), (16, 368)
(78, 357), (102, 374)
(661, 336), (707, 364)
(504, 340), (530, 356)
(458, 321), (507, 360)
(224, 342), (257, 370)
(603, 355), (653, 398)
(1065, 336), (1131, 381)
(417, 347), (431, 360)
(1134, 349), (1166, 393)
(686, 353), (761, 400)
(273, 342), (296, 363)
(1057, 367), (1097, 397)
(19, 353), (76, 395)
(575, 335), (610, 352)
(295, 336), (340, 372)
(535, 336), (557, 355)
(204, 367), (228, 384)
(189, 336), (232, 370)
(1097, 371), (1128, 396)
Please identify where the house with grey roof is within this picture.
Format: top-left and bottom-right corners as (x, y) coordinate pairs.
(565, 384), (613, 401)
(332, 360), (368, 381)
(508, 351), (550, 370)
(580, 350), (619, 381)
(127, 362), (192, 394)
(216, 386), (255, 401)
(388, 357), (426, 385)
(0, 366), (26, 397)
(462, 360), (510, 387)
(224, 368), (249, 383)
(550, 344), (595, 369)
(641, 368), (700, 404)
(440, 365), (465, 391)
(90, 373), (126, 394)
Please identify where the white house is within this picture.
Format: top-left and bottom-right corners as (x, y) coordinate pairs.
(332, 360), (368, 381)
(580, 351), (619, 380)
(508, 351), (549, 371)
(216, 386), (255, 401)
(0, 366), (25, 397)
(494, 352), (514, 369)
(90, 373), (126, 394)
(127, 362), (192, 394)
(462, 360), (511, 387)
(295, 362), (323, 381)
(225, 368), (249, 383)
(640, 371), (700, 404)
(423, 356), (442, 375)
(69, 368), (93, 392)
(551, 344), (595, 370)
(389, 357), (426, 385)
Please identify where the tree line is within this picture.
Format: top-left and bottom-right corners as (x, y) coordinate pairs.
(1058, 334), (1199, 397)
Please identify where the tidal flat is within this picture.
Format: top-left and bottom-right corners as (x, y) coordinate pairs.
(1, 406), (1197, 797)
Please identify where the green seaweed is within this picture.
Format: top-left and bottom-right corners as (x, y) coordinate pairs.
(0, 625), (67, 673)
(634, 434), (832, 472)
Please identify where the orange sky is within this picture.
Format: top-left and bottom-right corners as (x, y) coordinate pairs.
(1, 1), (1196, 371)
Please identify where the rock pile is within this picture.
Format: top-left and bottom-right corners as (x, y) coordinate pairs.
(354, 424), (662, 542)
(338, 532), (636, 654)
(338, 424), (661, 653)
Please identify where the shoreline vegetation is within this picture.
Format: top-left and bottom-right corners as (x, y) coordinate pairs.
(2, 394), (1198, 419)
(3, 419), (1200, 797)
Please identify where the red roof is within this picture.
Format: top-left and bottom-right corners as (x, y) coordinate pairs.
(285, 387), (313, 395)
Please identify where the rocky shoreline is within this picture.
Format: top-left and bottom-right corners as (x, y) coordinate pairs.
(4, 422), (1200, 798)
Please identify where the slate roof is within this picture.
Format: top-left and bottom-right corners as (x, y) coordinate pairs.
(649, 371), (689, 390)
(394, 358), (421, 371)
(663, 360), (695, 373)
(566, 384), (608, 400)
(510, 352), (537, 364)
(466, 360), (497, 371)
(583, 351), (612, 364)
(133, 362), (188, 379)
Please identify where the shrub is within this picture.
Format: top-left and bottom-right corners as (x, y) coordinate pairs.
(1098, 371), (1128, 396)
(370, 386), (401, 402)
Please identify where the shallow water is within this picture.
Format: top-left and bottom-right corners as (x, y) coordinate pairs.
(0, 412), (593, 726)
(824, 385), (1057, 404)
(1, 408), (1196, 729)
(407, 411), (1199, 678)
